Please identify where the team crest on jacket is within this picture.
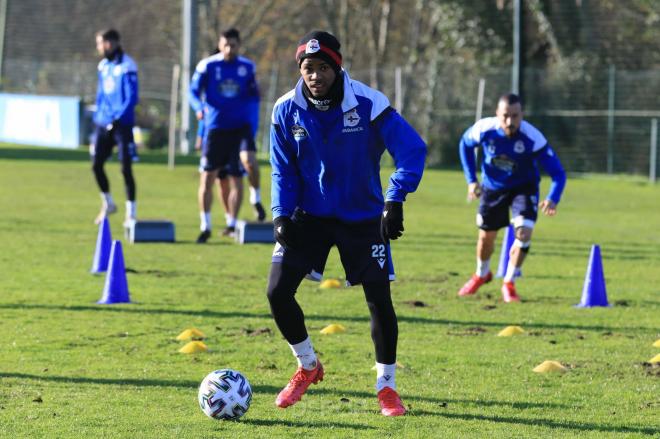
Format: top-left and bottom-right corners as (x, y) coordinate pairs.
(343, 109), (360, 127)
(306, 39), (320, 54)
(291, 124), (308, 140)
(486, 140), (496, 154)
(513, 140), (525, 153)
(237, 65), (248, 77)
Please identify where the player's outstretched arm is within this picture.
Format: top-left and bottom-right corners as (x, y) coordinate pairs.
(115, 70), (138, 123)
(377, 109), (426, 241)
(379, 109), (426, 203)
(189, 62), (207, 115)
(269, 122), (300, 220)
(459, 126), (479, 187)
(536, 144), (566, 215)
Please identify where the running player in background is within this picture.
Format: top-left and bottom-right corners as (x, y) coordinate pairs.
(91, 29), (139, 226)
(190, 28), (263, 243)
(267, 31), (426, 416)
(457, 93), (566, 302)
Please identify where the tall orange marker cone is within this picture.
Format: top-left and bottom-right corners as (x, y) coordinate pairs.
(91, 217), (112, 274)
(576, 245), (609, 307)
(97, 240), (131, 304)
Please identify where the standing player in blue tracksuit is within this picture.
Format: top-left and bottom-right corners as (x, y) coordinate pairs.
(91, 29), (139, 226)
(267, 31), (426, 416)
(189, 28), (263, 243)
(457, 93), (566, 302)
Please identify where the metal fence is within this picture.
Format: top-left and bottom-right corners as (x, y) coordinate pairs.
(349, 65), (660, 177)
(2, 57), (659, 178)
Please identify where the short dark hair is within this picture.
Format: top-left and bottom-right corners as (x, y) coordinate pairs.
(221, 28), (240, 41)
(498, 93), (522, 107)
(97, 29), (120, 42)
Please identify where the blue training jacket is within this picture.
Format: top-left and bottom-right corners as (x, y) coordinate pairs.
(94, 52), (139, 127)
(270, 70), (427, 222)
(189, 54), (260, 135)
(459, 117), (566, 204)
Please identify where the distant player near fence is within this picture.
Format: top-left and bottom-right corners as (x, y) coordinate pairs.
(91, 29), (139, 226)
(457, 93), (566, 302)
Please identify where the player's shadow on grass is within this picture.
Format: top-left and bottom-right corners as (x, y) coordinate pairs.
(1, 372), (572, 411)
(304, 387), (571, 410)
(242, 418), (375, 430)
(0, 303), (655, 333)
(0, 371), (281, 395)
(411, 410), (659, 436)
(0, 146), (200, 166)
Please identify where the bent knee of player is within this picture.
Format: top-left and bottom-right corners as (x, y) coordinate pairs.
(266, 279), (292, 305)
(514, 226), (533, 242)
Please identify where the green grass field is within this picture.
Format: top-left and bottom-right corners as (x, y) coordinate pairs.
(0, 144), (658, 438)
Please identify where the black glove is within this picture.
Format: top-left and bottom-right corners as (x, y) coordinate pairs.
(273, 216), (298, 249)
(105, 120), (119, 133)
(381, 201), (404, 241)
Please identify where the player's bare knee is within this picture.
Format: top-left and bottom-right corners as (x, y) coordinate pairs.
(513, 225), (532, 253)
(515, 226), (533, 242)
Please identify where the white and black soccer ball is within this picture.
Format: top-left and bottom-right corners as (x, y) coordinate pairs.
(198, 369), (252, 420)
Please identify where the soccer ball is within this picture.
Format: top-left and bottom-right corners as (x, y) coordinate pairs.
(198, 369), (252, 420)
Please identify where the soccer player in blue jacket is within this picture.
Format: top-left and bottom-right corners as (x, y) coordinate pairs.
(267, 31), (426, 416)
(91, 29), (139, 225)
(458, 94), (566, 302)
(189, 28), (263, 243)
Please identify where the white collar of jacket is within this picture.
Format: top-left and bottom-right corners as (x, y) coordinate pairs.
(293, 69), (359, 114)
(272, 69), (390, 124)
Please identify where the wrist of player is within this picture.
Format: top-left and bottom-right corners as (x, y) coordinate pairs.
(381, 201), (404, 241)
(273, 216), (297, 249)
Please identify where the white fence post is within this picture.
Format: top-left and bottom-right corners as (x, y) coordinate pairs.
(394, 66), (402, 113)
(168, 64), (181, 170)
(650, 118), (658, 183)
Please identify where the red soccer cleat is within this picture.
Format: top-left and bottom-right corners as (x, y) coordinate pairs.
(275, 362), (324, 408)
(458, 272), (493, 296)
(378, 387), (406, 417)
(501, 281), (521, 303)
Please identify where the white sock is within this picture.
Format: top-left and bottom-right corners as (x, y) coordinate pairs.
(476, 258), (491, 278)
(226, 215), (237, 228)
(200, 211), (211, 232)
(376, 362), (397, 392)
(504, 261), (518, 282)
(125, 201), (136, 219)
(249, 187), (261, 204)
(101, 192), (114, 208)
(289, 337), (318, 370)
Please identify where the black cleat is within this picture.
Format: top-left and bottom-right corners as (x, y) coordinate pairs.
(196, 230), (211, 244)
(253, 202), (267, 222)
(221, 226), (236, 237)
